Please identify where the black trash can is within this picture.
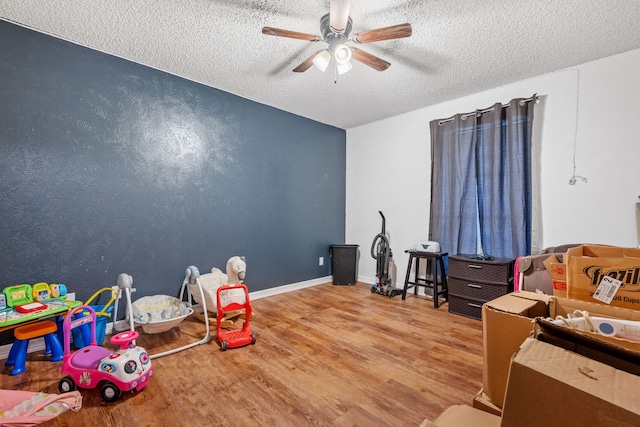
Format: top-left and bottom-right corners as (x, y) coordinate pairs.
(330, 244), (359, 286)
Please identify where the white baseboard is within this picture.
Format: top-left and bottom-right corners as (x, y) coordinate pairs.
(0, 276), (331, 360)
(249, 276), (331, 300)
(359, 274), (378, 287)
(359, 274), (403, 290)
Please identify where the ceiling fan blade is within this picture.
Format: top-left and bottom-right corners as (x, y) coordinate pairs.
(353, 23), (412, 44)
(262, 27), (321, 42)
(293, 50), (325, 73)
(350, 47), (391, 71)
(330, 0), (351, 34)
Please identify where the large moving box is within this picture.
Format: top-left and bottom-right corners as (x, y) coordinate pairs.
(436, 338), (640, 426)
(566, 244), (640, 310)
(501, 338), (640, 427)
(481, 291), (552, 409)
(482, 290), (640, 411)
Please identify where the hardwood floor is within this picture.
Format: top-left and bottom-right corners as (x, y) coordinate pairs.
(0, 283), (483, 426)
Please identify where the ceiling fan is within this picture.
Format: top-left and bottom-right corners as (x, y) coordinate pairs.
(262, 0), (412, 77)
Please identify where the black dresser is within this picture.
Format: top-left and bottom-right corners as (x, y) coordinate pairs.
(447, 254), (515, 320)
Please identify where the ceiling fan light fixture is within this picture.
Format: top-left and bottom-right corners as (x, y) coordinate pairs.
(336, 61), (352, 75)
(334, 44), (352, 65)
(334, 44), (352, 75)
(313, 50), (332, 72)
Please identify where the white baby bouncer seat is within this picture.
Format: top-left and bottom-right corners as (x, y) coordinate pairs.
(132, 294), (193, 334)
(113, 267), (210, 359)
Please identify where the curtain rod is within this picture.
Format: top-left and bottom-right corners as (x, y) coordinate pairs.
(437, 94), (539, 126)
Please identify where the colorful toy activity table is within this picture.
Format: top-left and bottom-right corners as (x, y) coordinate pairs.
(0, 300), (81, 333)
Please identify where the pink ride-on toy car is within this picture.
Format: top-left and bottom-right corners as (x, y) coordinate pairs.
(58, 305), (152, 402)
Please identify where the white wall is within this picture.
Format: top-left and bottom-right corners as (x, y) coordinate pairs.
(346, 48), (640, 286)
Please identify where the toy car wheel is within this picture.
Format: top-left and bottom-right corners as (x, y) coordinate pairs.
(101, 382), (122, 403)
(370, 286), (376, 293)
(220, 340), (228, 351)
(58, 376), (77, 393)
(251, 333), (257, 344)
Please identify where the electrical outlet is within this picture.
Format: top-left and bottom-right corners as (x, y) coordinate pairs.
(319, 256), (324, 266)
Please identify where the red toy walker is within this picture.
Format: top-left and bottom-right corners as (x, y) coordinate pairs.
(215, 284), (256, 351)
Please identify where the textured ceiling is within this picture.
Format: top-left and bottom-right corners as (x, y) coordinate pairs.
(2, 1), (640, 129)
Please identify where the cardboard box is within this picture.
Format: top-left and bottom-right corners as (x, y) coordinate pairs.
(534, 317), (640, 375)
(537, 295), (640, 375)
(548, 261), (567, 298)
(550, 295), (640, 351)
(501, 338), (640, 427)
(420, 405), (500, 427)
(472, 389), (502, 417)
(482, 290), (640, 410)
(482, 291), (553, 408)
(566, 244), (640, 310)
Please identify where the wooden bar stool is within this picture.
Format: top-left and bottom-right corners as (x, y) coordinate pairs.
(5, 320), (63, 375)
(402, 250), (449, 308)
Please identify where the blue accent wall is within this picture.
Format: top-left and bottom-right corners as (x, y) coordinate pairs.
(0, 21), (345, 308)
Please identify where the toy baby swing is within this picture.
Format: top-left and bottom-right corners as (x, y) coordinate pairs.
(112, 267), (210, 359)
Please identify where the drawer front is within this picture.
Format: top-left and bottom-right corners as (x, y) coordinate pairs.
(448, 277), (509, 301)
(448, 294), (483, 320)
(448, 258), (512, 284)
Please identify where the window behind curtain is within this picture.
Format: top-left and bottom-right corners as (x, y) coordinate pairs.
(429, 96), (535, 261)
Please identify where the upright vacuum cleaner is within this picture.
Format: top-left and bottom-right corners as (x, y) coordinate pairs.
(370, 211), (402, 298)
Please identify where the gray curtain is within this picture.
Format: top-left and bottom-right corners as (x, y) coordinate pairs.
(429, 96), (535, 260)
(429, 113), (479, 258)
(476, 99), (533, 258)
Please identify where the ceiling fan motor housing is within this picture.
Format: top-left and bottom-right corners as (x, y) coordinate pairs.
(321, 13), (352, 48)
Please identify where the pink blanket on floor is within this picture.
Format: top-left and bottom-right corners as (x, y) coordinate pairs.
(0, 389), (82, 427)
